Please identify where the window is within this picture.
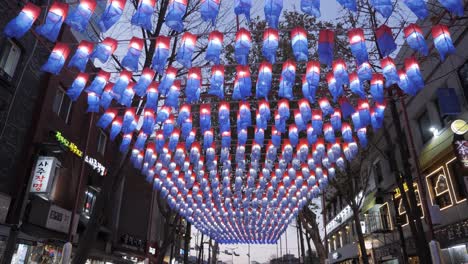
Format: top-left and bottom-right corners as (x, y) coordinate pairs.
(373, 160), (384, 185)
(82, 187), (98, 217)
(417, 110), (433, 144)
(458, 60), (468, 103)
(52, 86), (72, 123)
(0, 39), (21, 79)
(426, 167), (453, 209)
(447, 159), (467, 202)
(97, 130), (107, 155)
(379, 203), (392, 231)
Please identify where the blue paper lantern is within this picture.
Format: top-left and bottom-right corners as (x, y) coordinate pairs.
(159, 66), (178, 96)
(404, 24), (428, 56)
(318, 30), (334, 67)
(151, 36), (171, 74)
(111, 70), (132, 100)
(432, 25), (456, 61)
(370, 74), (385, 103)
(302, 61), (320, 103)
(402, 0), (428, 19)
(122, 37), (144, 71)
(145, 82), (159, 111)
(99, 0), (126, 32)
(222, 131), (231, 148)
(330, 109), (342, 131)
(255, 127), (265, 147)
(41, 43), (70, 75)
(122, 109), (136, 134)
(341, 123), (353, 142)
(87, 92), (100, 112)
(332, 59), (349, 88)
(370, 0), (393, 18)
(119, 134), (133, 153)
(135, 132), (148, 150)
(264, 0), (283, 29)
(200, 0), (220, 25)
(65, 0), (97, 32)
(336, 0), (357, 11)
(168, 130), (180, 152)
(357, 62), (373, 81)
(357, 128), (368, 147)
(218, 102), (231, 133)
(4, 3), (41, 39)
(204, 130), (214, 150)
(36, 2), (68, 42)
(100, 84), (113, 110)
(381, 57), (399, 87)
(141, 109), (156, 135)
(67, 73), (89, 101)
(206, 31), (223, 64)
(301, 0), (320, 17)
(156, 106), (171, 123)
(119, 83), (135, 107)
(165, 0), (187, 32)
(438, 0), (464, 16)
(319, 98), (334, 116)
(97, 109), (117, 129)
(405, 57), (424, 92)
(256, 62), (273, 99)
(235, 28), (252, 65)
(181, 117), (193, 139)
(349, 72), (365, 98)
(323, 123), (335, 143)
(298, 99), (312, 124)
(358, 99), (371, 127)
(348, 28), (368, 65)
(376, 25), (397, 57)
(163, 117), (175, 138)
(177, 32), (197, 69)
(209, 65), (225, 99)
(326, 73), (343, 103)
(398, 70), (416, 95)
(234, 0), (252, 22)
(294, 110), (307, 132)
(289, 126), (299, 147)
(291, 27), (308, 61)
(262, 29), (279, 64)
(110, 117), (122, 140)
(186, 67), (201, 103)
(237, 102), (252, 130)
(131, 0), (156, 30)
(90, 37), (118, 64)
(68, 40), (93, 72)
(134, 68), (155, 97)
(200, 104), (211, 134)
(311, 110), (323, 135)
(165, 80), (181, 109)
(233, 65), (252, 100)
(278, 60), (296, 99)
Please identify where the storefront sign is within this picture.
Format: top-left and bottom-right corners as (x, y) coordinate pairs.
(45, 204), (72, 233)
(453, 137), (468, 169)
(326, 192), (363, 233)
(55, 131), (107, 176)
(451, 120), (468, 135)
(434, 219), (468, 248)
(30, 156), (59, 193)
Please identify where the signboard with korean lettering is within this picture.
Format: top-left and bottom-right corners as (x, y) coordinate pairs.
(45, 204), (75, 233)
(30, 156), (60, 193)
(453, 134), (468, 169)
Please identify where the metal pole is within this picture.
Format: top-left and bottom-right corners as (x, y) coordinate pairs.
(321, 193), (328, 255)
(248, 244), (250, 264)
(392, 192), (408, 264)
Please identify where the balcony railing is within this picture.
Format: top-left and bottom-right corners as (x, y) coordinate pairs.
(364, 213), (393, 234)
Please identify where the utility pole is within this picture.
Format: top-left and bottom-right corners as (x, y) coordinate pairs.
(297, 219), (306, 263)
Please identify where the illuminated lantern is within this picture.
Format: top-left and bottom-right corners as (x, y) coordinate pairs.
(376, 25), (396, 57)
(111, 70), (132, 99)
(169, 129), (180, 151)
(157, 106), (171, 123)
(349, 72), (365, 98)
(109, 117), (122, 140)
(159, 66), (178, 95)
(177, 104), (191, 126)
(438, 0), (464, 16)
(119, 134), (133, 153)
(204, 130), (214, 150)
(238, 128), (248, 145)
(351, 111), (362, 130)
(234, 0), (252, 22)
(135, 132), (148, 150)
(237, 102), (252, 130)
(279, 60), (296, 99)
(67, 73), (89, 101)
(311, 110), (323, 135)
(357, 128), (368, 147)
(218, 102), (231, 133)
(145, 82), (159, 110)
(398, 70), (415, 95)
(119, 83), (135, 107)
(134, 68), (155, 97)
(86, 71), (111, 96)
(432, 25), (455, 61)
(99, 0), (126, 32)
(298, 99), (312, 123)
(262, 28), (279, 64)
(206, 31), (223, 64)
(208, 65), (224, 99)
(348, 28), (368, 65)
(122, 109), (136, 134)
(370, 74), (384, 103)
(358, 99), (371, 127)
(149, 36), (170, 75)
(259, 99), (271, 122)
(200, 104), (211, 134)
(404, 24), (428, 56)
(177, 32), (197, 68)
(155, 132), (165, 153)
(221, 131), (231, 148)
(141, 109), (155, 134)
(301, 0), (320, 17)
(380, 57), (398, 87)
(97, 109), (117, 129)
(357, 62), (373, 81)
(165, 0), (188, 32)
(283, 139), (294, 162)
(307, 124), (317, 144)
(332, 59), (349, 88)
(186, 67), (201, 103)
(294, 110), (306, 132)
(181, 117), (192, 138)
(86, 92), (99, 112)
(291, 27), (308, 61)
(68, 40), (93, 72)
(319, 97), (333, 116)
(255, 127), (265, 147)
(235, 28), (252, 65)
(330, 109), (342, 131)
(271, 126), (281, 147)
(264, 0), (283, 29)
(302, 61), (320, 103)
(90, 37), (117, 63)
(341, 123), (353, 142)
(36, 2), (69, 42)
(402, 0), (428, 19)
(65, 0), (97, 32)
(122, 37), (144, 71)
(41, 43), (70, 75)
(256, 62), (272, 99)
(336, 0), (357, 11)
(100, 84), (113, 110)
(131, 0), (156, 30)
(233, 65), (252, 100)
(165, 80), (181, 109)
(4, 3), (41, 38)
(343, 141), (358, 161)
(405, 57), (424, 92)
(323, 123), (335, 143)
(327, 73), (342, 103)
(371, 108), (384, 130)
(196, 3), (222, 26)
(370, 0), (392, 18)
(163, 117), (175, 138)
(318, 29), (334, 67)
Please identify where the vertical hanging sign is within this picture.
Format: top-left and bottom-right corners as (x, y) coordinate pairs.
(30, 156), (60, 193)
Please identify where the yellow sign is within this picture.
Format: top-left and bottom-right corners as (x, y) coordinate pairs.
(55, 131), (83, 157)
(394, 182), (418, 197)
(451, 120), (468, 135)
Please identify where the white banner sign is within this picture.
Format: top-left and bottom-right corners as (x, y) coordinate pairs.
(30, 156), (58, 193)
(46, 204), (72, 233)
